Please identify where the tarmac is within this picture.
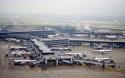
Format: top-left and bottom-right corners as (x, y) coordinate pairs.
(0, 41), (125, 78)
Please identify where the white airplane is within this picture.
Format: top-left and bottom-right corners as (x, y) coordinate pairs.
(65, 52), (83, 55)
(94, 57), (111, 62)
(65, 52), (84, 57)
(13, 60), (36, 62)
(82, 57), (115, 67)
(105, 35), (117, 39)
(51, 47), (71, 51)
(93, 48), (112, 53)
(6, 38), (20, 42)
(11, 51), (31, 55)
(94, 57), (115, 66)
(13, 60), (36, 65)
(62, 60), (72, 64)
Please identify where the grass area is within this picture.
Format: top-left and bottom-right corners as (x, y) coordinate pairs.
(0, 17), (12, 25)
(0, 16), (125, 29)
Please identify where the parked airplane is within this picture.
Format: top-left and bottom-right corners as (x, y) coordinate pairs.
(51, 47), (71, 51)
(65, 52), (85, 57)
(94, 57), (115, 67)
(93, 47), (112, 53)
(65, 52), (83, 55)
(95, 57), (111, 62)
(6, 38), (20, 43)
(62, 60), (72, 64)
(11, 51), (31, 56)
(105, 35), (117, 39)
(13, 60), (36, 65)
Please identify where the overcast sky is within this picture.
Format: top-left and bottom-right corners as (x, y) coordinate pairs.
(0, 0), (125, 17)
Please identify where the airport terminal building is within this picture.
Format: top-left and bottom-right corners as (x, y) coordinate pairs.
(0, 29), (125, 48)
